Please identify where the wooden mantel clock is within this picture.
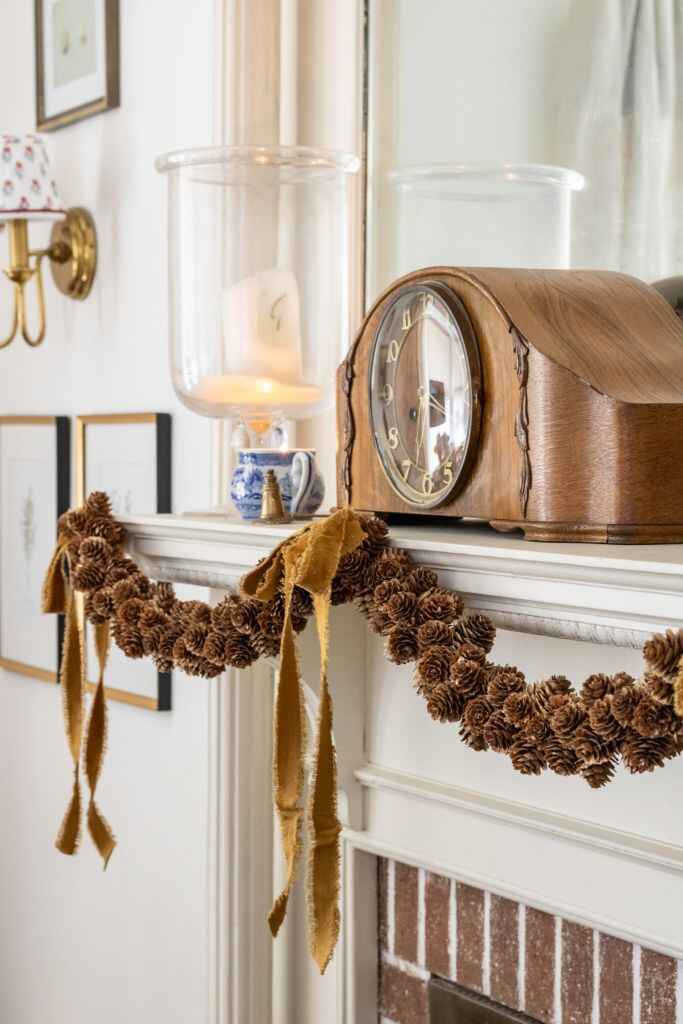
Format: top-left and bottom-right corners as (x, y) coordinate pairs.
(336, 267), (683, 543)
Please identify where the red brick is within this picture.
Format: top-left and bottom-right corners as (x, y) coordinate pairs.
(525, 907), (556, 1023)
(562, 921), (594, 1024)
(599, 934), (633, 1024)
(395, 862), (419, 963)
(380, 961), (429, 1024)
(378, 857), (389, 952)
(456, 882), (484, 992)
(425, 872), (451, 979)
(490, 895), (519, 1009)
(641, 949), (677, 1024)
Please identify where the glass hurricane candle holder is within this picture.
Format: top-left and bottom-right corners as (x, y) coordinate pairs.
(155, 145), (359, 471)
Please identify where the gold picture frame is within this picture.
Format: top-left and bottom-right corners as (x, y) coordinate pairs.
(76, 412), (172, 711)
(0, 415), (70, 684)
(35, 0), (120, 132)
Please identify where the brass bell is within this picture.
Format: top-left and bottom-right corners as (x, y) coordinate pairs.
(258, 469), (292, 524)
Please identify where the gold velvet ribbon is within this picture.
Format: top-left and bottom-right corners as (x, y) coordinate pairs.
(42, 535), (116, 866)
(242, 507), (365, 973)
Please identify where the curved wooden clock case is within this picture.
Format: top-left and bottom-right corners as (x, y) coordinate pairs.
(336, 267), (683, 543)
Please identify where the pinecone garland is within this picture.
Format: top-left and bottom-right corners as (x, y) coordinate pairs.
(643, 628), (683, 679)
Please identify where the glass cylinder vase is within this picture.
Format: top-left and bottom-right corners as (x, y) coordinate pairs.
(155, 145), (359, 447)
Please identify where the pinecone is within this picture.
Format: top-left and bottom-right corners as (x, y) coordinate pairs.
(117, 597), (145, 627)
(463, 696), (494, 732)
(502, 690), (534, 726)
(251, 631), (281, 660)
(60, 508), (89, 536)
(224, 631), (258, 669)
(372, 552), (409, 586)
(572, 726), (614, 766)
(384, 591), (418, 623)
(631, 695), (676, 739)
(112, 620), (145, 659)
(373, 578), (404, 605)
(509, 737), (546, 775)
(524, 712), (551, 743)
(86, 491), (112, 518)
(79, 536), (113, 567)
(482, 710), (518, 752)
(152, 581), (177, 613)
(544, 737), (580, 777)
(622, 734), (675, 774)
(386, 626), (420, 665)
(184, 624), (209, 657)
(580, 673), (612, 705)
(531, 676), (572, 715)
(231, 598), (262, 635)
(611, 671), (635, 691)
(331, 576), (357, 606)
(85, 589), (114, 625)
(426, 683), (465, 723)
(588, 697), (625, 742)
(88, 516), (126, 548)
(417, 619), (452, 650)
(643, 628), (683, 679)
(72, 559), (106, 592)
(358, 514), (389, 550)
(487, 668), (525, 705)
(452, 614), (496, 653)
(456, 643), (487, 665)
(105, 558), (139, 587)
(202, 630), (231, 666)
(582, 758), (617, 789)
(611, 684), (641, 727)
(458, 723), (489, 752)
(416, 588), (461, 625)
(366, 605), (393, 637)
(336, 549), (373, 596)
(400, 567), (437, 596)
(550, 697), (586, 740)
(644, 672), (674, 705)
(416, 645), (453, 690)
(450, 656), (487, 698)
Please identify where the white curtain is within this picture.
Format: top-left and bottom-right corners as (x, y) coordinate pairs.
(559, 0), (683, 280)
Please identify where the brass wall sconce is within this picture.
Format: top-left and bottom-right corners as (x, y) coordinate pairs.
(0, 131), (97, 349)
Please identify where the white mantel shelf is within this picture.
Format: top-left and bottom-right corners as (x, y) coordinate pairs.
(119, 512), (683, 648)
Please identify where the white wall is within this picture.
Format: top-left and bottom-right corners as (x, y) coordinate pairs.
(0, 3), (218, 1022)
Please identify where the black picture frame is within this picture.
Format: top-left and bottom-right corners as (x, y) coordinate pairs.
(76, 412), (172, 711)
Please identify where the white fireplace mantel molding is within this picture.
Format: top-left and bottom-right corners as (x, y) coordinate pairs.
(121, 512), (683, 648)
(120, 512), (683, 1024)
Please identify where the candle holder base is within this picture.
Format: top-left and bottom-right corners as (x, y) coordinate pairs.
(258, 470), (292, 524)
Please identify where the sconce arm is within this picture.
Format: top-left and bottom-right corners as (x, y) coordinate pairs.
(17, 252), (47, 347)
(0, 280), (19, 349)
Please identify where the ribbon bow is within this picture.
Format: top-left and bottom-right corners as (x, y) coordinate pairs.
(42, 534), (115, 866)
(242, 507), (366, 973)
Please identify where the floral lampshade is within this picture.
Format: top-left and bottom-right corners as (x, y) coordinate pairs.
(0, 132), (66, 222)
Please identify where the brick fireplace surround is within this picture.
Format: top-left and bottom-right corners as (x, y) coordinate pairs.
(378, 858), (683, 1024)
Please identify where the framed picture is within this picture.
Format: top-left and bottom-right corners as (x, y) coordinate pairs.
(0, 416), (70, 683)
(77, 413), (172, 710)
(35, 0), (120, 132)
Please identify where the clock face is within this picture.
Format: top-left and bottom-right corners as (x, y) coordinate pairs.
(369, 282), (481, 508)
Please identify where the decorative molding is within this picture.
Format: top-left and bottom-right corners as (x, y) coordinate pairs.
(119, 512), (683, 651)
(355, 763), (683, 875)
(511, 326), (531, 516)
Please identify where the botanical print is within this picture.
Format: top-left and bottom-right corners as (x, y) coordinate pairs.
(21, 485), (37, 589)
(52, 0), (97, 87)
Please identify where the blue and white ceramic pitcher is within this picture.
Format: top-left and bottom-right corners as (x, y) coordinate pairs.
(230, 449), (325, 520)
